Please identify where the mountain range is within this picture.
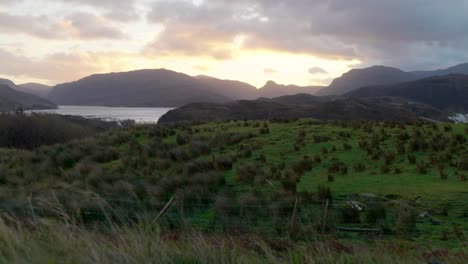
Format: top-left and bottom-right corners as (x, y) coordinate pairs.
(316, 63), (468, 96)
(1, 62), (468, 119)
(346, 74), (468, 112)
(47, 69), (323, 107)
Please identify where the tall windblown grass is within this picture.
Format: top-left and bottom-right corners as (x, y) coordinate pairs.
(0, 215), (464, 264)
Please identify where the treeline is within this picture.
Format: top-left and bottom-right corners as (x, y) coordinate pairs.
(0, 113), (120, 149)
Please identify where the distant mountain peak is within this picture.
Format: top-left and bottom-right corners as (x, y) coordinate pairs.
(317, 62), (468, 96)
(264, 80), (278, 87)
(0, 78), (16, 88)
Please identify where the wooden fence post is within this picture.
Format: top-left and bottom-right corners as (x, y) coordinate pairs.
(289, 196), (299, 238)
(322, 199), (329, 234)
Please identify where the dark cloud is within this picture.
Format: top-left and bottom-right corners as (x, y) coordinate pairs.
(146, 0), (468, 68)
(0, 11), (125, 39)
(308, 67), (328, 74)
(146, 0), (355, 59)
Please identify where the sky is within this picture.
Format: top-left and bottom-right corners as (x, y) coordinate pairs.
(0, 0), (467, 87)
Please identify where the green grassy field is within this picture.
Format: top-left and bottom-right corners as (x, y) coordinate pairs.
(0, 119), (467, 263)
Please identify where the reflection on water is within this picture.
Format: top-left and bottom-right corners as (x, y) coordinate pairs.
(27, 105), (173, 123)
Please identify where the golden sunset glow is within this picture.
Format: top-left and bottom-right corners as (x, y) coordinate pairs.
(1, 0), (466, 86)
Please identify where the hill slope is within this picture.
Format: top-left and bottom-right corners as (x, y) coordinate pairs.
(0, 84), (57, 111)
(257, 81), (323, 98)
(48, 69), (324, 107)
(159, 94), (448, 123)
(317, 63), (468, 96)
(17, 83), (52, 98)
(346, 74), (468, 112)
(48, 69), (232, 107)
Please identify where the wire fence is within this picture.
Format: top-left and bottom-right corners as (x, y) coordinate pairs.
(0, 195), (408, 237)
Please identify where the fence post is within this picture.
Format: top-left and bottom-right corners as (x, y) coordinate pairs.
(147, 195), (176, 231)
(28, 194), (37, 222)
(322, 199), (329, 234)
(179, 194), (185, 229)
(289, 196), (299, 238)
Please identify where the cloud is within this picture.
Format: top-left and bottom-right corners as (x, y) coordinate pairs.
(308, 67), (328, 74)
(144, 22), (236, 59)
(0, 11), (125, 40)
(146, 0), (468, 69)
(0, 0), (22, 5)
(0, 49), (101, 82)
(52, 0), (139, 21)
(146, 0), (355, 60)
(65, 12), (126, 39)
(0, 12), (61, 39)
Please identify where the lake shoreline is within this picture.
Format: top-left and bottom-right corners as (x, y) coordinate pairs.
(26, 105), (173, 124)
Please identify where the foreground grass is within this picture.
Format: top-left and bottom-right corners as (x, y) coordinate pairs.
(0, 218), (465, 264)
(0, 119), (467, 260)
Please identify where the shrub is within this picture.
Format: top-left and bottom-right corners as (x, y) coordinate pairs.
(156, 159), (171, 170)
(383, 152), (395, 165)
(317, 185), (332, 203)
(328, 159), (348, 175)
(313, 135), (331, 143)
(407, 155), (417, 164)
(437, 165), (448, 180)
(456, 172), (467, 181)
(176, 132), (190, 145)
(416, 162), (428, 174)
(291, 156), (313, 176)
(236, 163), (259, 183)
(189, 140), (211, 157)
(185, 159), (214, 174)
(380, 165), (390, 174)
(213, 155), (233, 170)
(257, 154), (267, 163)
(0, 114), (112, 149)
(457, 155), (468, 170)
(91, 147), (119, 163)
(343, 143), (352, 150)
(281, 170), (298, 194)
(238, 144), (253, 158)
(353, 162), (366, 172)
(169, 147), (191, 162)
(190, 171), (226, 188)
(314, 154), (322, 163)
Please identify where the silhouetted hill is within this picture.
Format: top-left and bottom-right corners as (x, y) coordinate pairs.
(0, 78), (16, 88)
(257, 81), (323, 98)
(317, 63), (468, 96)
(17, 83), (52, 98)
(48, 69), (327, 107)
(0, 84), (57, 111)
(49, 69), (232, 107)
(195, 75), (259, 100)
(159, 94), (448, 123)
(346, 74), (468, 112)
